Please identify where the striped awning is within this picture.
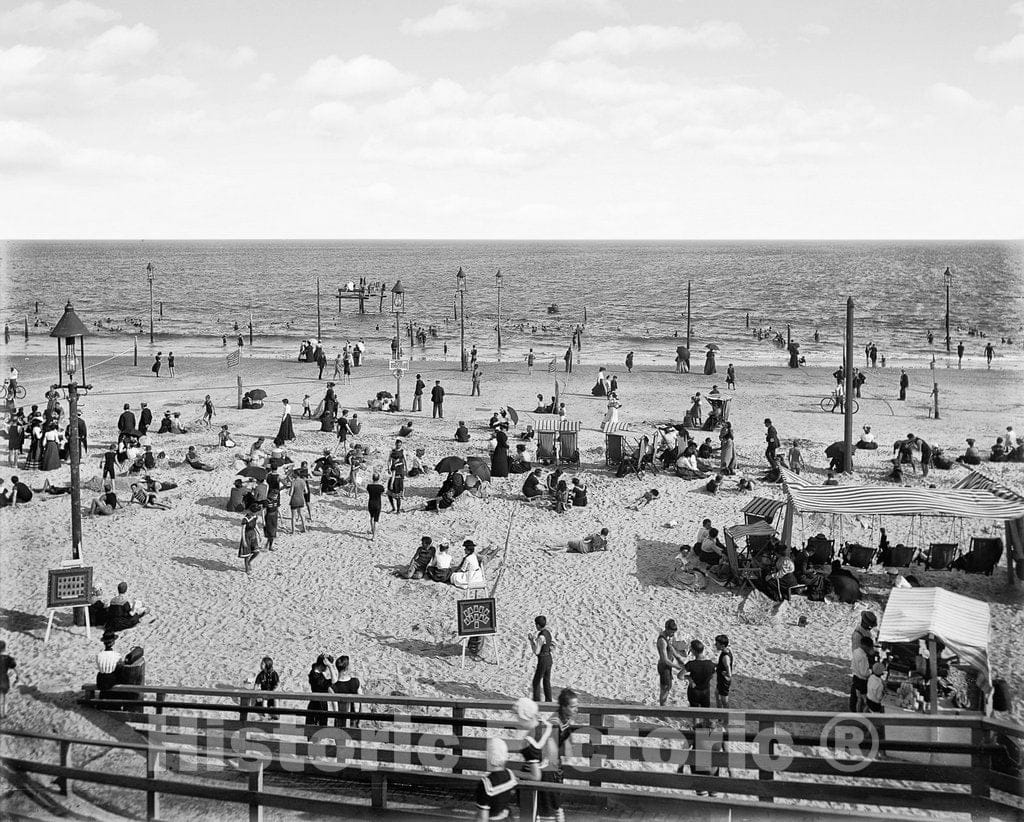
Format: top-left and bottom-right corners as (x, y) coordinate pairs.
(780, 466), (1024, 520)
(534, 418), (581, 433)
(952, 469), (1024, 503)
(878, 587), (990, 696)
(602, 422), (634, 435)
(725, 520), (777, 540)
(741, 496), (788, 520)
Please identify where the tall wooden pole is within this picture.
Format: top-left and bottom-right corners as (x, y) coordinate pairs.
(843, 297), (855, 473)
(686, 280), (691, 350)
(496, 282), (503, 349)
(394, 311), (402, 411)
(460, 292), (467, 372)
(316, 276), (322, 340)
(147, 263), (154, 344)
(67, 381), (84, 560)
(944, 267), (951, 353)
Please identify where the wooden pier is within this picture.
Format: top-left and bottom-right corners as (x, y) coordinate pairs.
(336, 279), (388, 314)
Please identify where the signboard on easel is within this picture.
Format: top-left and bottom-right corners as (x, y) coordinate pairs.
(45, 564), (94, 642)
(456, 597), (499, 668)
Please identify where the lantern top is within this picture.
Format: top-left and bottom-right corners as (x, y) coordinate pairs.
(391, 280), (405, 295)
(943, 266), (952, 284)
(50, 301), (89, 339)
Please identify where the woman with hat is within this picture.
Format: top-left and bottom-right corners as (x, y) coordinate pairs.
(238, 502), (262, 573)
(115, 645), (146, 709)
(451, 541), (484, 589)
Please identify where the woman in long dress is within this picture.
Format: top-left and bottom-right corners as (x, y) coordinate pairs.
(602, 394), (621, 428)
(238, 503), (262, 573)
(366, 472), (385, 539)
(276, 399), (295, 442)
(704, 349), (717, 375)
(491, 429), (510, 478)
(719, 421), (737, 475)
(40, 424), (62, 471)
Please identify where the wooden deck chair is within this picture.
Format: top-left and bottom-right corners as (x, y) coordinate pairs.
(558, 430), (580, 465)
(536, 431), (557, 464)
(805, 536), (835, 567)
(925, 542), (958, 570)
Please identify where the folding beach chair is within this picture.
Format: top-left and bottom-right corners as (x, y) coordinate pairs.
(844, 543), (875, 569)
(805, 536), (835, 567)
(558, 429), (580, 465)
(925, 542), (958, 570)
(536, 431), (557, 464)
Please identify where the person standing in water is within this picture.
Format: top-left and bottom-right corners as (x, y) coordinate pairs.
(151, 352), (162, 377)
(167, 351), (175, 377)
(625, 351), (634, 373)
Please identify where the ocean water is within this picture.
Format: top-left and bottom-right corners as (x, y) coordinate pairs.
(2, 240), (1022, 368)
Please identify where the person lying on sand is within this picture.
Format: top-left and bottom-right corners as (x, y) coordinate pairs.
(628, 488), (659, 510)
(129, 483), (171, 509)
(561, 528), (610, 553)
(184, 446), (214, 471)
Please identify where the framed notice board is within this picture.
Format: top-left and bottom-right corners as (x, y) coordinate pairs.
(456, 597), (497, 637)
(47, 566), (94, 609)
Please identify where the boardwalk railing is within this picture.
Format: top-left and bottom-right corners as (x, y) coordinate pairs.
(1, 684), (1021, 821)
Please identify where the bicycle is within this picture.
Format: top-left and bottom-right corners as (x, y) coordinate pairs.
(820, 393), (858, 414)
(4, 381), (26, 400)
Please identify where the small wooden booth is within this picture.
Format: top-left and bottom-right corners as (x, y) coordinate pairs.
(535, 417), (582, 466)
(602, 421), (634, 467)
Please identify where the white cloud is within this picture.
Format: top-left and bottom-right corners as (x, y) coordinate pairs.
(928, 82), (990, 110)
(402, 0), (624, 36)
(0, 119), (62, 170)
(550, 22), (750, 60)
(250, 72), (277, 93)
(309, 100), (358, 130)
(975, 2), (1024, 62)
(81, 23), (158, 68)
(0, 118), (163, 176)
(147, 109), (224, 137)
(124, 74), (197, 100)
(227, 45), (257, 68)
(0, 1), (120, 34)
(0, 44), (51, 88)
(298, 54), (415, 97)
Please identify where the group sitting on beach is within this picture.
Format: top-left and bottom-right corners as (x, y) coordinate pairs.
(395, 537), (487, 588)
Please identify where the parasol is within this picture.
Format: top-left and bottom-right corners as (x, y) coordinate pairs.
(466, 456), (491, 482)
(237, 466), (268, 481)
(248, 389), (268, 400)
(506, 406), (520, 426)
(435, 456), (467, 474)
(705, 343), (720, 351)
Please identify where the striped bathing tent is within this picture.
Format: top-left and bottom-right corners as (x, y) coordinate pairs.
(534, 418), (582, 465)
(741, 496), (788, 525)
(878, 587), (992, 710)
(777, 466), (1024, 580)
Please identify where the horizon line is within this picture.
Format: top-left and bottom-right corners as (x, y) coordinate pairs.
(6, 237), (1023, 243)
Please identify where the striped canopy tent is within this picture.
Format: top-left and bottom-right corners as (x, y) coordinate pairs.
(777, 466), (1024, 582)
(878, 587), (992, 712)
(725, 520), (777, 541)
(741, 496), (788, 525)
(534, 418), (582, 433)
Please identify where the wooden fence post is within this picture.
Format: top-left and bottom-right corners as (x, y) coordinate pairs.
(452, 706), (465, 774)
(519, 783), (537, 822)
(155, 692), (166, 716)
(370, 772), (388, 809)
(237, 375), (243, 410)
(970, 723), (991, 802)
(588, 710), (604, 787)
(146, 749), (162, 821)
(57, 740), (71, 796)
(248, 760), (264, 822)
(758, 720), (775, 802)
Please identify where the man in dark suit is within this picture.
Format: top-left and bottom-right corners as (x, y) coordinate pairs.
(138, 402), (153, 434)
(117, 404), (136, 438)
(412, 374), (425, 412)
(430, 380), (445, 419)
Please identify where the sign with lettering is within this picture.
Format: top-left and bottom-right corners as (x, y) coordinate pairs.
(47, 566), (94, 609)
(456, 597), (497, 637)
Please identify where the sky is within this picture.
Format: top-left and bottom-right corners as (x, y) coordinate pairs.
(1, 0), (1022, 239)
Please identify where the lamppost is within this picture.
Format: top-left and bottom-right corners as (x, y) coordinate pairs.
(50, 302), (90, 561)
(391, 281), (405, 410)
(943, 266), (952, 354)
(456, 267), (468, 371)
(146, 262), (154, 344)
(495, 269), (503, 350)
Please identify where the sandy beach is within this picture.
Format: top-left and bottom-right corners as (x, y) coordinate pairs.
(2, 342), (1021, 762)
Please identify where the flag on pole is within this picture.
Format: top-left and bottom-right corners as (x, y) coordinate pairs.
(226, 349), (240, 368)
(548, 357), (556, 373)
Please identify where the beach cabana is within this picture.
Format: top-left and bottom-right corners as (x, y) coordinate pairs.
(724, 520), (776, 591)
(535, 418), (582, 465)
(878, 587), (992, 714)
(777, 467), (1024, 583)
(602, 422), (634, 466)
(741, 496), (787, 525)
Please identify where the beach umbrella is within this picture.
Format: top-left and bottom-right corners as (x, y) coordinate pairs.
(506, 406), (519, 426)
(467, 456), (491, 482)
(237, 465), (268, 481)
(248, 389), (268, 400)
(705, 343), (721, 351)
(435, 456), (466, 474)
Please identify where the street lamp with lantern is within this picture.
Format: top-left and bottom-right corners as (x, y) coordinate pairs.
(456, 267), (468, 371)
(944, 266), (952, 354)
(50, 302), (91, 561)
(146, 262), (154, 344)
(495, 269), (503, 350)
(391, 281), (405, 410)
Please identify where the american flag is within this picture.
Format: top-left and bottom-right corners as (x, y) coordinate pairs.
(226, 349), (240, 368)
(548, 357), (556, 373)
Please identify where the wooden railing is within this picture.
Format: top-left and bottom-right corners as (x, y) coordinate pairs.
(1, 685), (1020, 821)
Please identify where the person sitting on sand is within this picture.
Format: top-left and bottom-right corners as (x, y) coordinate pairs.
(488, 411), (509, 432)
(454, 421), (470, 442)
(509, 443), (532, 474)
(544, 468), (564, 498)
(570, 476), (588, 506)
(675, 444), (708, 480)
(828, 560), (862, 603)
(227, 479), (247, 512)
(518, 424), (535, 442)
(766, 546), (799, 601)
(169, 413), (188, 435)
(553, 478), (570, 513)
(522, 468), (544, 499)
(451, 540), (485, 589)
(407, 447), (426, 477)
(157, 411), (173, 433)
(396, 535), (435, 580)
(990, 437), (1007, 462)
(89, 485), (119, 516)
(628, 488), (659, 510)
(697, 528), (726, 568)
(397, 420), (413, 438)
(823, 470), (840, 485)
(956, 438), (982, 466)
(704, 473), (724, 494)
(218, 425), (236, 448)
(425, 471), (465, 511)
(313, 450), (342, 494)
(565, 528), (610, 553)
(856, 426), (878, 450)
(106, 582), (149, 632)
(184, 446), (214, 471)
(427, 543), (454, 582)
(246, 437), (267, 467)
